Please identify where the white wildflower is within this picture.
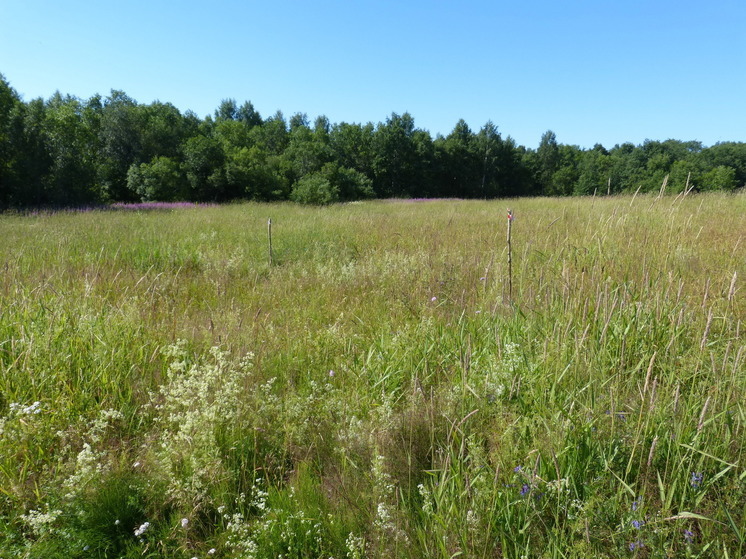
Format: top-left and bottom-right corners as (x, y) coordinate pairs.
(134, 521), (151, 537)
(21, 508), (62, 537)
(418, 483), (434, 515)
(346, 533), (366, 559)
(376, 502), (391, 526)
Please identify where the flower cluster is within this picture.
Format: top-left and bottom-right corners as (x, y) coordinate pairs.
(690, 471), (703, 488)
(9, 401), (42, 415)
(134, 521), (150, 537)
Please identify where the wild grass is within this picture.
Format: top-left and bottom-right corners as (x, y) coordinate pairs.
(0, 193), (744, 558)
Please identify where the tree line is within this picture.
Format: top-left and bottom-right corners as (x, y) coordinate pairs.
(1, 73), (744, 208)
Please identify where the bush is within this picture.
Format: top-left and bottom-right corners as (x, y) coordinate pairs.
(126, 156), (187, 201)
(290, 173), (340, 205)
(320, 163), (375, 201)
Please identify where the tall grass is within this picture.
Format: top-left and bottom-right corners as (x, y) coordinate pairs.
(0, 193), (744, 558)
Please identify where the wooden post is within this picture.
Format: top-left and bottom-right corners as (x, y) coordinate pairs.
(268, 218), (273, 266)
(507, 209), (513, 302)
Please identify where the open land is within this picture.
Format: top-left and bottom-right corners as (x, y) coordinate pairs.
(1, 193), (744, 558)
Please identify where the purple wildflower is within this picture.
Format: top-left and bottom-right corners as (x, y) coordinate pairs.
(631, 499), (639, 512)
(690, 472), (703, 488)
(513, 465), (522, 473)
(110, 201), (215, 211)
(683, 529), (694, 543)
(628, 540), (644, 551)
(519, 484), (530, 496)
(631, 520), (644, 529)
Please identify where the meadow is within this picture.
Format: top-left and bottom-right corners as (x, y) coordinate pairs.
(0, 193), (744, 558)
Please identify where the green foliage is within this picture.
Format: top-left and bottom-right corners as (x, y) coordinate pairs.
(372, 112), (425, 197)
(290, 172), (339, 205)
(1, 71), (746, 210)
(318, 162), (374, 201)
(700, 165), (737, 191)
(127, 156), (186, 201)
(182, 134), (227, 201)
(537, 129), (561, 194)
(225, 145), (288, 201)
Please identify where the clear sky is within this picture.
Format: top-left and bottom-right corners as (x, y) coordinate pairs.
(1, 0), (744, 149)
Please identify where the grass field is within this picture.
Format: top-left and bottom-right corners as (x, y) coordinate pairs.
(1, 193), (744, 558)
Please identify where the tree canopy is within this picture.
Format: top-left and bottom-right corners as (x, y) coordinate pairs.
(0, 74), (744, 208)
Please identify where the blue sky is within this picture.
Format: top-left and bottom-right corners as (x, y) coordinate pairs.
(1, 0), (744, 149)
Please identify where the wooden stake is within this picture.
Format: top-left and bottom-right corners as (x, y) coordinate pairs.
(507, 209), (513, 302)
(268, 218), (273, 266)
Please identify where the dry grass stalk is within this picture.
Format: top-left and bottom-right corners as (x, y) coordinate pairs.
(702, 278), (710, 308)
(727, 271), (737, 301)
(630, 184), (643, 206)
(643, 352), (657, 396)
(649, 378), (658, 411)
(647, 436), (659, 468)
(697, 395), (711, 433)
(700, 308), (713, 351)
(684, 172), (696, 197)
(657, 174), (669, 199)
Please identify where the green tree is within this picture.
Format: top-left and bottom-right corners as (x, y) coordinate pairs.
(473, 121), (502, 197)
(252, 110), (289, 156)
(0, 74), (22, 207)
(434, 119), (479, 197)
(127, 156), (187, 201)
(668, 159), (701, 193)
(140, 101), (193, 162)
(224, 145), (287, 201)
(536, 130), (560, 194)
(318, 162), (374, 201)
(97, 90), (143, 201)
(575, 146), (611, 195)
(290, 173), (339, 205)
(372, 112), (420, 197)
(698, 142), (746, 188)
(181, 135), (226, 201)
(43, 92), (99, 205)
(236, 101), (263, 128)
(215, 98), (239, 121)
(329, 122), (376, 179)
(7, 98), (53, 206)
(289, 112), (310, 131)
(607, 142), (640, 193)
(700, 165), (737, 191)
(283, 122), (332, 180)
(214, 118), (254, 153)
(411, 128), (436, 197)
